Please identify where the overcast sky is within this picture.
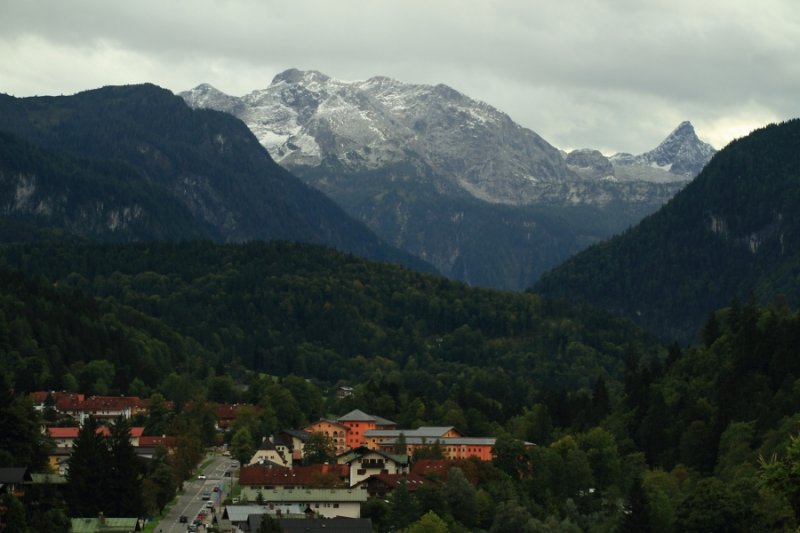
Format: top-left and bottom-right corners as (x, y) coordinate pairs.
(1, 0), (798, 154)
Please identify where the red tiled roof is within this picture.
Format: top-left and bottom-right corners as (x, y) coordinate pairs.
(138, 435), (177, 447)
(47, 426), (144, 439)
(48, 427), (80, 439)
(31, 391), (86, 406)
(411, 459), (448, 476)
(239, 464), (349, 486)
(371, 472), (429, 491)
(74, 396), (141, 411)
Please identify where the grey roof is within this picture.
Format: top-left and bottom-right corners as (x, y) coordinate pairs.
(280, 518), (373, 533)
(248, 516), (373, 533)
(224, 505), (272, 522)
(254, 488), (368, 503)
(0, 467), (31, 483)
(337, 409), (395, 426)
(278, 429), (311, 442)
(336, 409), (375, 422)
(338, 448), (408, 466)
(383, 437), (497, 446)
(364, 426), (456, 439)
(373, 415), (396, 426)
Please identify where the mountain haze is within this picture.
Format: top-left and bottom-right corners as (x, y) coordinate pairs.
(182, 71), (715, 290)
(535, 119), (800, 342)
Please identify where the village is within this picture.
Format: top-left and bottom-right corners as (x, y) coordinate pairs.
(1, 389), (520, 532)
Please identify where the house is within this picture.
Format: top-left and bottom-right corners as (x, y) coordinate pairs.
(335, 409), (395, 449)
(70, 515), (141, 532)
(334, 386), (354, 399)
(0, 467), (32, 498)
(275, 430), (311, 463)
(47, 426), (145, 448)
(216, 404), (243, 431)
(250, 516), (373, 533)
(248, 438), (290, 467)
(236, 487), (367, 519)
(30, 391), (85, 413)
(355, 472), (430, 499)
(137, 435), (177, 451)
(337, 447), (409, 487)
(379, 436), (498, 461)
(63, 396), (142, 425)
(303, 419), (350, 455)
(363, 426), (463, 450)
(238, 464), (350, 501)
(47, 426), (145, 474)
(136, 435), (178, 461)
(410, 459), (449, 477)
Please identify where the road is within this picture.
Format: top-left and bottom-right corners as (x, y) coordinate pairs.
(152, 453), (239, 533)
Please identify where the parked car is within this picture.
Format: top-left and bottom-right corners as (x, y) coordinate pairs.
(201, 491), (211, 500)
(179, 515), (188, 523)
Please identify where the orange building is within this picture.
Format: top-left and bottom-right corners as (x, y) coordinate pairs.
(304, 419), (350, 455)
(336, 409), (395, 450)
(363, 426), (462, 450)
(379, 437), (497, 461)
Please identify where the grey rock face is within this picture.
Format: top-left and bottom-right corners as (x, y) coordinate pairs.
(181, 73), (715, 211)
(610, 121), (717, 178)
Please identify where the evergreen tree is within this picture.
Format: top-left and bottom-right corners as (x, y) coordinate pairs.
(443, 467), (478, 528)
(257, 512), (283, 532)
(621, 476), (652, 533)
(390, 480), (419, 530)
(107, 417), (143, 516)
(66, 416), (109, 516)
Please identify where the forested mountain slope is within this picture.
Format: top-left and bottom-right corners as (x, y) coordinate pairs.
(534, 119), (800, 342)
(0, 85), (431, 272)
(0, 131), (211, 242)
(0, 239), (662, 425)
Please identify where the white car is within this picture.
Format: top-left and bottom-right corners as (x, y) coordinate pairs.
(197, 474), (207, 480)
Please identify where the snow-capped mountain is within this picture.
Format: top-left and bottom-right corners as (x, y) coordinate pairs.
(610, 121), (717, 177)
(182, 70), (715, 208)
(180, 70), (717, 290)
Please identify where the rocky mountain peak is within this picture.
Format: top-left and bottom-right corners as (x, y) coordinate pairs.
(639, 120), (716, 176)
(272, 68), (331, 86)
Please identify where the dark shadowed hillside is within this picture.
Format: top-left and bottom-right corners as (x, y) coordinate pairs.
(534, 119), (800, 342)
(0, 85), (433, 272)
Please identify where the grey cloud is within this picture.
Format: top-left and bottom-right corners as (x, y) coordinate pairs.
(1, 0), (798, 153)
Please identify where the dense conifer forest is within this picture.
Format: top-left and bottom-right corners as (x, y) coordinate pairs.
(3, 237), (800, 531)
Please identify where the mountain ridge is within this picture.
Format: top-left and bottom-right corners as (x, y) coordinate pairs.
(181, 71), (716, 290)
(534, 118), (800, 342)
(0, 84), (435, 273)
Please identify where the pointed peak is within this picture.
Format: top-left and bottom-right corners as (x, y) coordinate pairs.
(670, 121), (696, 137)
(188, 83), (226, 95)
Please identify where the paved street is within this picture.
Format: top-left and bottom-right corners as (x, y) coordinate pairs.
(151, 453), (238, 533)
